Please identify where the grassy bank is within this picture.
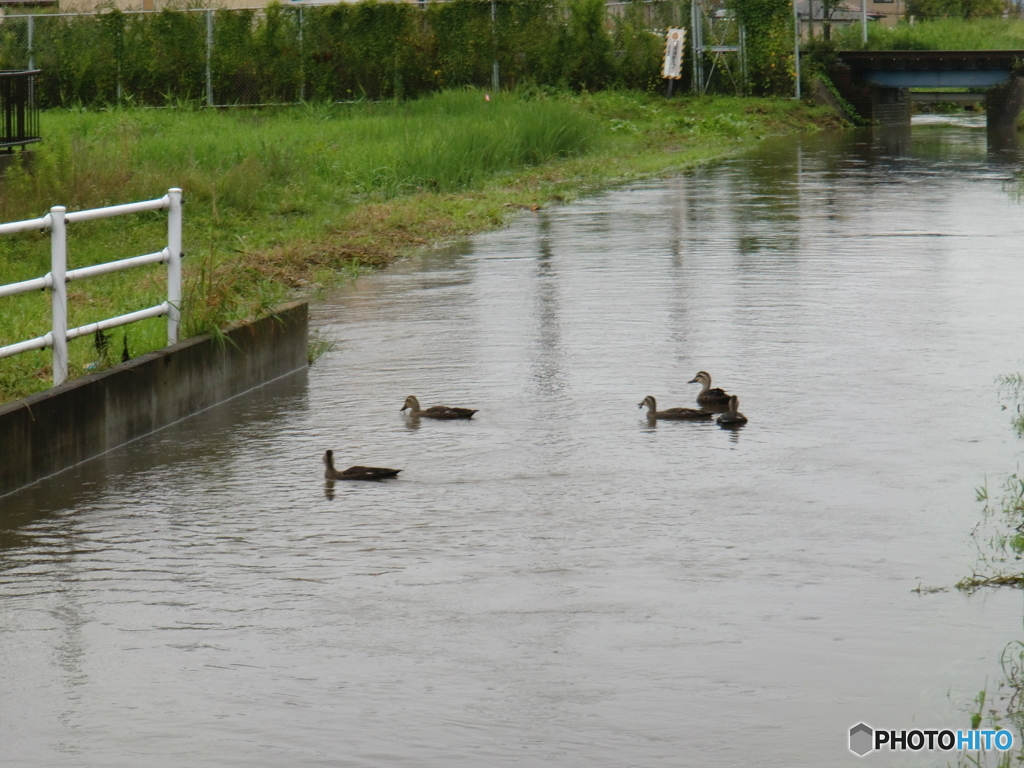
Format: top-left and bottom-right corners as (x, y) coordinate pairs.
(833, 17), (1024, 49)
(0, 89), (841, 404)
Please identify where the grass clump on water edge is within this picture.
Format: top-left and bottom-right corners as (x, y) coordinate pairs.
(0, 88), (840, 404)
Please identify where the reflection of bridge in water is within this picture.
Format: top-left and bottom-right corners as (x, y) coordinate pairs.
(831, 50), (1024, 131)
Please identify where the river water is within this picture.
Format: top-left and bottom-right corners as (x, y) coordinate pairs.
(3, 118), (1024, 767)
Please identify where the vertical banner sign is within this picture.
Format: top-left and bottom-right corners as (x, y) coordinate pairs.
(662, 28), (685, 80)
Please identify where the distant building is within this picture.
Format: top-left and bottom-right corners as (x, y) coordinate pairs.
(0, 0), (902, 26)
(795, 0), (897, 33)
(0, 0), (59, 11)
(2, 0), (384, 13)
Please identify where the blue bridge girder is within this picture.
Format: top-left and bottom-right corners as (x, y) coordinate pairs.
(862, 70), (1011, 88)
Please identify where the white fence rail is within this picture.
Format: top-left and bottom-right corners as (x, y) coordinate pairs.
(0, 188), (183, 387)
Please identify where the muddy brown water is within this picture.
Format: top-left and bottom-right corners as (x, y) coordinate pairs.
(4, 118), (1024, 767)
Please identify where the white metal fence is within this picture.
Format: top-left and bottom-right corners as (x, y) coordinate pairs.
(0, 188), (183, 387)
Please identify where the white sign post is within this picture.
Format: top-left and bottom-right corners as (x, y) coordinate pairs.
(663, 27), (686, 97)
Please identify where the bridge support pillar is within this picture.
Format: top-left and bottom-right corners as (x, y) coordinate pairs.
(868, 87), (912, 125)
(986, 76), (1024, 132)
(826, 65), (911, 125)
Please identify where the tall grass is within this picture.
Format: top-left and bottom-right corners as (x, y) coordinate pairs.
(1, 90), (597, 224)
(833, 18), (1024, 50)
(0, 89), (598, 401)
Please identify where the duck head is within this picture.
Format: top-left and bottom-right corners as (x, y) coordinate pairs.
(687, 371), (712, 386)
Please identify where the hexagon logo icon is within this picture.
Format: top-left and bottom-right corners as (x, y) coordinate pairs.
(850, 723), (874, 757)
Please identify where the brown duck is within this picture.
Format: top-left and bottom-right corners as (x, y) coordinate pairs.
(716, 396), (748, 427)
(687, 371), (733, 408)
(638, 395), (714, 421)
(323, 450), (401, 481)
(401, 395), (477, 420)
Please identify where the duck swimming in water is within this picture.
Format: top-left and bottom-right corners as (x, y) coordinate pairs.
(687, 371), (733, 408)
(715, 396), (748, 428)
(638, 395), (714, 421)
(323, 450), (401, 481)
(401, 395), (477, 420)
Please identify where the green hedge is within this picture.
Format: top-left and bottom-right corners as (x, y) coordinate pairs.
(0, 0), (688, 107)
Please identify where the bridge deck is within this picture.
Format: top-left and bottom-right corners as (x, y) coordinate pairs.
(837, 50), (1024, 70)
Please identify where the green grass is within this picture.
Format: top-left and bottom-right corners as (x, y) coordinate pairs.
(833, 17), (1024, 50)
(1, 90), (599, 241)
(0, 88), (841, 404)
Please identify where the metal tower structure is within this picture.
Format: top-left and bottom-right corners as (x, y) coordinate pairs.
(690, 0), (747, 95)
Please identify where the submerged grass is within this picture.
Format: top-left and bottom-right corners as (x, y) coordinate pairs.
(955, 379), (1024, 766)
(0, 88), (840, 403)
(999, 374), (1024, 437)
(957, 474), (1024, 592)
(957, 376), (1024, 593)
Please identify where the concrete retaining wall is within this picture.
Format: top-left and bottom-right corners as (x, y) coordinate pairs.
(0, 301), (307, 498)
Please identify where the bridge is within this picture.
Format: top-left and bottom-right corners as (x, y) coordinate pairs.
(830, 50), (1024, 130)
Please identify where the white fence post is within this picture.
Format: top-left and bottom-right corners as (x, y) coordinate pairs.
(167, 188), (182, 344)
(50, 206), (68, 386)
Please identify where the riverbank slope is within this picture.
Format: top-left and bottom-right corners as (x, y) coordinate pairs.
(0, 90), (843, 403)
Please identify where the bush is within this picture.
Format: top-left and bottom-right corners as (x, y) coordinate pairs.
(730, 0), (795, 96)
(0, 0), (707, 107)
(904, 0), (1006, 20)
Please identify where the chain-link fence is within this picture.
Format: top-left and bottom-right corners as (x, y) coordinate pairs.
(0, 0), (691, 109)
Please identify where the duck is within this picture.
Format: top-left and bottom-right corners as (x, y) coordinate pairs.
(638, 395), (714, 421)
(687, 371), (732, 408)
(716, 396), (748, 427)
(323, 450), (401, 481)
(401, 395), (477, 420)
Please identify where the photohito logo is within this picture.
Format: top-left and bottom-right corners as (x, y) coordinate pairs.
(848, 723), (1014, 757)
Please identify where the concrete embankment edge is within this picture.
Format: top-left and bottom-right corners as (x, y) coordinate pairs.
(0, 301), (308, 498)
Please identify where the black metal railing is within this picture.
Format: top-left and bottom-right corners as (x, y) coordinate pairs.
(0, 70), (40, 151)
